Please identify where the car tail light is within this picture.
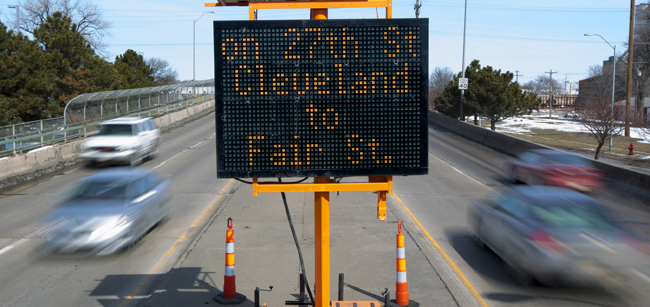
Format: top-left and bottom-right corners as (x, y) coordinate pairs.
(551, 168), (572, 176)
(528, 228), (565, 254)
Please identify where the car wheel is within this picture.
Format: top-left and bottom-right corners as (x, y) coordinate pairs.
(148, 141), (159, 160)
(504, 260), (534, 286)
(528, 176), (543, 186)
(510, 169), (520, 184)
(472, 233), (487, 250)
(125, 236), (138, 250)
(128, 154), (142, 167)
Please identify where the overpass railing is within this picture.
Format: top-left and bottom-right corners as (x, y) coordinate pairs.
(1, 91), (214, 156)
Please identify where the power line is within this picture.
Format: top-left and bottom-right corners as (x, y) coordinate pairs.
(515, 70), (523, 83)
(420, 1), (627, 13)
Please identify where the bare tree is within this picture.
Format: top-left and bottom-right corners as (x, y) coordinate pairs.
(429, 66), (454, 109)
(575, 95), (625, 160)
(146, 57), (179, 86)
(17, 0), (112, 57)
(520, 75), (565, 95)
(586, 64), (603, 78)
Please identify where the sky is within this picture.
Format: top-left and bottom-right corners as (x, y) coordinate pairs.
(0, 0), (633, 88)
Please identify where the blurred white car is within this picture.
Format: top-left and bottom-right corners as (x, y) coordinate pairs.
(80, 117), (160, 166)
(39, 168), (171, 255)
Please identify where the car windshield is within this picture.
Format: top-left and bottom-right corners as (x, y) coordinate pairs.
(69, 179), (130, 201)
(531, 199), (613, 228)
(99, 124), (134, 136)
(544, 154), (591, 167)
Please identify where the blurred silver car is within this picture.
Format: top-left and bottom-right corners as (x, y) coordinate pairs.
(39, 168), (171, 256)
(468, 186), (647, 287)
(80, 117), (160, 166)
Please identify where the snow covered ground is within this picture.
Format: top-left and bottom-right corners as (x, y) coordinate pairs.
(496, 110), (649, 144)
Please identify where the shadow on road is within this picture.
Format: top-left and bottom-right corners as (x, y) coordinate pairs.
(443, 228), (629, 306)
(89, 267), (256, 307)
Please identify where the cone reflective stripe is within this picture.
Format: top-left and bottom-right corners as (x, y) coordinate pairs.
(224, 217), (237, 299)
(214, 217), (245, 304)
(395, 221), (409, 306)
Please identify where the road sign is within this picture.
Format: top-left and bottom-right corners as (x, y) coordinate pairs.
(214, 18), (429, 178)
(458, 78), (468, 90)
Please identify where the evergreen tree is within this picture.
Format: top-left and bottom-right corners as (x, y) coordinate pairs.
(435, 60), (540, 130)
(114, 49), (155, 89)
(32, 11), (93, 116)
(0, 21), (57, 125)
(85, 55), (120, 92)
(434, 60), (481, 122)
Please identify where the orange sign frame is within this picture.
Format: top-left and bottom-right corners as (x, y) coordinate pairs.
(207, 2), (395, 306)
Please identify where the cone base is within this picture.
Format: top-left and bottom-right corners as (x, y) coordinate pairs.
(213, 292), (247, 304)
(389, 299), (420, 307)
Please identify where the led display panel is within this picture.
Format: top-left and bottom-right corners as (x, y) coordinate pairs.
(214, 19), (429, 178)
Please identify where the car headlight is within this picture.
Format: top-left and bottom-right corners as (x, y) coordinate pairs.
(117, 143), (136, 151)
(89, 214), (136, 241)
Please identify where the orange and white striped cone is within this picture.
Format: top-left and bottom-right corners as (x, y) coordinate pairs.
(214, 217), (246, 304)
(391, 221), (419, 307)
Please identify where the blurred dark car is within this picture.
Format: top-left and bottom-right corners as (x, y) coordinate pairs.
(468, 186), (646, 287)
(39, 168), (171, 256)
(509, 149), (605, 192)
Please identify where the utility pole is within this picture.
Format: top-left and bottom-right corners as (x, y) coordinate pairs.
(546, 70), (557, 118)
(414, 0), (422, 18)
(515, 70), (523, 83)
(626, 0), (635, 137)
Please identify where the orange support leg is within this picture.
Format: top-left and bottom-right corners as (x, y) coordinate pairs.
(377, 191), (387, 221)
(314, 177), (331, 307)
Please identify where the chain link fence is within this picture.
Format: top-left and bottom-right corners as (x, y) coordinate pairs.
(1, 79), (215, 155)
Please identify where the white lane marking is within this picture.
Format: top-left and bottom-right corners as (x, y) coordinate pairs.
(190, 140), (206, 149)
(632, 269), (650, 283)
(153, 133), (215, 170)
(0, 239), (27, 255)
(449, 165), (487, 187)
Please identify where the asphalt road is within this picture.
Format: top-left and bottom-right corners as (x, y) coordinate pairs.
(0, 113), (233, 306)
(1, 112), (649, 306)
(393, 126), (650, 307)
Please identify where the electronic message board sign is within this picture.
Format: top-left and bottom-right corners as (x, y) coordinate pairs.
(214, 19), (428, 178)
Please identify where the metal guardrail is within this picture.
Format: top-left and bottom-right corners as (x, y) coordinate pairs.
(0, 95), (214, 156)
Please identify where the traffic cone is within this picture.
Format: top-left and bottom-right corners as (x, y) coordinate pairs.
(396, 221), (409, 305)
(214, 217), (246, 304)
(391, 221), (419, 307)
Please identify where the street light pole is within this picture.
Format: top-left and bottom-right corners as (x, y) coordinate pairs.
(194, 11), (216, 81)
(459, 0), (467, 121)
(7, 5), (19, 32)
(585, 33), (615, 151)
